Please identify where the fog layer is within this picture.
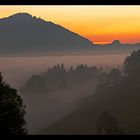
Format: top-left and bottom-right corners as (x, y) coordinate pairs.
(0, 54), (127, 134)
(1, 55), (127, 88)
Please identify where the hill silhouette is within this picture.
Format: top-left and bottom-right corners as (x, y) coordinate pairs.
(0, 13), (93, 56)
(93, 40), (140, 54)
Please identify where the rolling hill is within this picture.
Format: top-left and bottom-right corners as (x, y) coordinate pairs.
(0, 13), (93, 56)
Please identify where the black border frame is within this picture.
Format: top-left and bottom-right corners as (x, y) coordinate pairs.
(0, 0), (140, 5)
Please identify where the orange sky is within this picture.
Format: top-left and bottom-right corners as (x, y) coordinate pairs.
(0, 5), (140, 44)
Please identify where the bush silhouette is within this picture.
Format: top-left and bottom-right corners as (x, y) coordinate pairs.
(96, 111), (125, 135)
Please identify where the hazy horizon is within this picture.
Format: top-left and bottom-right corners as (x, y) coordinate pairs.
(0, 54), (127, 89)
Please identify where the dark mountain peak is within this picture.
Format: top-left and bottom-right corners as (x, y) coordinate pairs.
(0, 12), (50, 27)
(0, 12), (46, 24)
(10, 12), (33, 18)
(8, 12), (39, 22)
(0, 12), (35, 23)
(7, 12), (33, 21)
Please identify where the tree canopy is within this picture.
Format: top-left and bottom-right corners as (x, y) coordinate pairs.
(21, 64), (102, 94)
(0, 73), (27, 135)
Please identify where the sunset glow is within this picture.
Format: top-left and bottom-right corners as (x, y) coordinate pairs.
(0, 5), (140, 44)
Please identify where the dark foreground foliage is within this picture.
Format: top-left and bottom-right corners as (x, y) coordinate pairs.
(0, 73), (27, 135)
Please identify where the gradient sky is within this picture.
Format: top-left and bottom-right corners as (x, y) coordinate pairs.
(0, 5), (140, 44)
